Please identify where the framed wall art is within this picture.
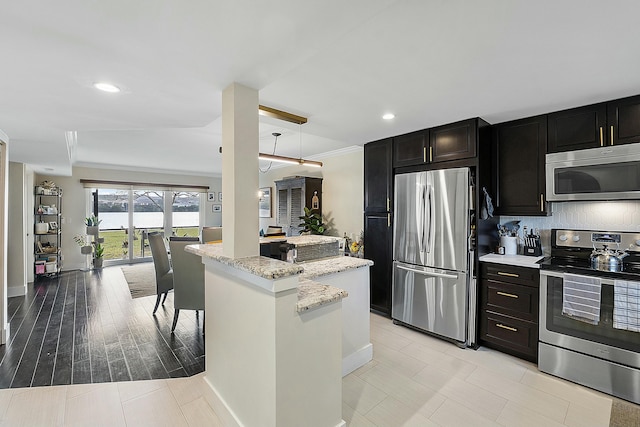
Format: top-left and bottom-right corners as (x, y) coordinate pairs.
(259, 187), (271, 218)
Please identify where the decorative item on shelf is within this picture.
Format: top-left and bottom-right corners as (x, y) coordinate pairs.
(85, 215), (101, 235)
(35, 221), (49, 234)
(74, 234), (93, 255)
(298, 206), (325, 235)
(93, 242), (105, 269)
(37, 205), (44, 214)
(349, 230), (365, 257)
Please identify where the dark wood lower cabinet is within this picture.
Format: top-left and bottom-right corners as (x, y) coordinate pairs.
(364, 213), (393, 316)
(479, 262), (539, 362)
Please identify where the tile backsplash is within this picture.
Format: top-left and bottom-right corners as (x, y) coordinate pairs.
(501, 200), (640, 255)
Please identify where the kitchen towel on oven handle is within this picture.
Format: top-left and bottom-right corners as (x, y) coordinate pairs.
(613, 280), (640, 332)
(562, 273), (602, 325)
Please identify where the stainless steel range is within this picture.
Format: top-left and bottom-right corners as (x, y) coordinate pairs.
(539, 229), (640, 404)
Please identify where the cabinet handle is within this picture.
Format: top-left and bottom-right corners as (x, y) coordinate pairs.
(429, 146), (433, 162)
(423, 147), (427, 163)
(599, 127), (604, 146)
(611, 125), (614, 146)
(497, 271), (519, 278)
(496, 323), (518, 332)
(540, 194), (544, 212)
(497, 291), (519, 299)
(387, 214), (391, 228)
(387, 198), (390, 211)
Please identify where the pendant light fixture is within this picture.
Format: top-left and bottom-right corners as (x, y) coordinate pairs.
(258, 105), (322, 169)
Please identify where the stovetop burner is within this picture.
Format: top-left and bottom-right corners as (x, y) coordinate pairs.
(541, 229), (640, 281)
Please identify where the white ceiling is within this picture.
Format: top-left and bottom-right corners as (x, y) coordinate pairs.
(2, 0), (640, 176)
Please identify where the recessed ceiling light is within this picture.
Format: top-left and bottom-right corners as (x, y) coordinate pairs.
(93, 82), (121, 93)
(44, 167), (54, 171)
(382, 113), (395, 120)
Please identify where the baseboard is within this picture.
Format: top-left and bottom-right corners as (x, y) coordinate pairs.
(202, 376), (243, 427)
(342, 343), (373, 377)
(1, 323), (9, 345)
(7, 285), (27, 298)
(202, 375), (345, 427)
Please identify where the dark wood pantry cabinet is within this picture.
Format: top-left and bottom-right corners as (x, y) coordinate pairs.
(493, 115), (549, 216)
(548, 94), (640, 153)
(364, 138), (394, 315)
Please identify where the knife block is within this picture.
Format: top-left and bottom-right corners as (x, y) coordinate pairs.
(523, 236), (542, 256)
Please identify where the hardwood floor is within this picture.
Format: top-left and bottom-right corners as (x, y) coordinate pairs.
(0, 266), (204, 389)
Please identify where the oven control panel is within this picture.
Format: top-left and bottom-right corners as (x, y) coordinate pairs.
(554, 229), (640, 252)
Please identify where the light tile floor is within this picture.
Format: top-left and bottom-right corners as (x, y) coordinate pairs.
(0, 313), (622, 426)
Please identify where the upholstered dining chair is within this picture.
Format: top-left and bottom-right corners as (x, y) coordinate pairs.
(168, 236), (205, 333)
(201, 226), (222, 243)
(148, 232), (173, 314)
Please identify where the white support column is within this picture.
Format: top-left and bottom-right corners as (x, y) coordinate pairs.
(221, 83), (259, 259)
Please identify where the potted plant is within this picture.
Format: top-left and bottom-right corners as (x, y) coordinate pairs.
(298, 207), (325, 235)
(74, 234), (93, 255)
(93, 242), (105, 268)
(85, 215), (102, 235)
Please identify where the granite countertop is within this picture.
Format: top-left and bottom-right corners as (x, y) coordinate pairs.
(185, 243), (303, 280)
(479, 253), (545, 269)
(186, 241), (370, 313)
(296, 279), (348, 313)
(299, 255), (373, 279)
(282, 235), (341, 247)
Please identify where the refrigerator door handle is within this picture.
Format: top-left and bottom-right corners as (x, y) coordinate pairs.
(419, 184), (426, 253)
(426, 184), (434, 253)
(396, 264), (458, 280)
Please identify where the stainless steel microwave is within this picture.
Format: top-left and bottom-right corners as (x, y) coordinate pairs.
(546, 144), (640, 201)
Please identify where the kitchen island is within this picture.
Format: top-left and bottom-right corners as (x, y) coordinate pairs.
(186, 238), (372, 427)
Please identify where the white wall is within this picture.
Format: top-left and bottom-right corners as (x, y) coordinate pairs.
(501, 200), (640, 255)
(258, 148), (364, 239)
(7, 162), (27, 296)
(35, 166), (221, 272)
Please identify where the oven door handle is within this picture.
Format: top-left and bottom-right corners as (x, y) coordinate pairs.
(540, 269), (615, 286)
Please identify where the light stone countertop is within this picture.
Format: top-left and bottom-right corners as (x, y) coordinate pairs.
(479, 253), (545, 269)
(185, 243), (303, 280)
(284, 235), (341, 247)
(186, 242), (373, 313)
(299, 255), (373, 279)
(296, 279), (348, 313)
(258, 235), (340, 246)
(186, 242), (370, 313)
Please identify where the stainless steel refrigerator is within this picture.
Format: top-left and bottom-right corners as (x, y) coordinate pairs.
(392, 167), (475, 346)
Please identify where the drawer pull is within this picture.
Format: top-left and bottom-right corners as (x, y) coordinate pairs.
(496, 323), (518, 332)
(497, 291), (519, 299)
(497, 272), (519, 278)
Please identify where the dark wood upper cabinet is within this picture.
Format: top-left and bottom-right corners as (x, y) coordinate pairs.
(548, 94), (640, 152)
(608, 94), (640, 146)
(393, 130), (428, 168)
(430, 118), (477, 163)
(493, 115), (549, 216)
(548, 103), (607, 153)
(364, 138), (393, 213)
